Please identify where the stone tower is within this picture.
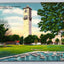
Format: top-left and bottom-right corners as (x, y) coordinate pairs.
(23, 5), (32, 38)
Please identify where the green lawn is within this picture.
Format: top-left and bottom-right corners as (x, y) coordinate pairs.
(0, 45), (64, 57)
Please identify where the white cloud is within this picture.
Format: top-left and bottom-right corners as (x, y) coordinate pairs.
(32, 10), (37, 16)
(32, 10), (41, 27)
(6, 16), (23, 23)
(5, 16), (23, 30)
(32, 27), (51, 37)
(2, 8), (23, 15)
(32, 18), (41, 25)
(32, 27), (40, 32)
(2, 8), (39, 17)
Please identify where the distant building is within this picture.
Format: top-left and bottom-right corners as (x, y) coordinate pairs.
(23, 5), (32, 38)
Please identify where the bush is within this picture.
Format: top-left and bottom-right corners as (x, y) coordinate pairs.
(19, 36), (23, 44)
(55, 38), (59, 44)
(47, 40), (52, 44)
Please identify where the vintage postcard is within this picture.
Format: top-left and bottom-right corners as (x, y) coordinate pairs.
(0, 2), (64, 62)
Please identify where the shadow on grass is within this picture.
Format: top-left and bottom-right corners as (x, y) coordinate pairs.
(0, 46), (12, 48)
(0, 51), (15, 58)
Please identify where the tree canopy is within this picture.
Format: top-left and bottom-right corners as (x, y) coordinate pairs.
(24, 35), (34, 44)
(4, 34), (20, 42)
(24, 35), (39, 44)
(0, 24), (8, 42)
(37, 3), (64, 35)
(61, 32), (64, 36)
(11, 34), (20, 41)
(40, 33), (55, 44)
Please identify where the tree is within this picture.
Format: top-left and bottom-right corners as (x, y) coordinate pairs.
(40, 33), (55, 44)
(24, 35), (39, 45)
(37, 3), (64, 35)
(4, 35), (13, 42)
(34, 39), (38, 45)
(61, 39), (64, 44)
(24, 35), (34, 44)
(32, 35), (39, 42)
(0, 19), (11, 36)
(55, 38), (59, 44)
(0, 24), (8, 43)
(40, 34), (48, 44)
(12, 34), (20, 41)
(47, 40), (52, 45)
(19, 36), (23, 44)
(46, 33), (55, 39)
(61, 32), (64, 37)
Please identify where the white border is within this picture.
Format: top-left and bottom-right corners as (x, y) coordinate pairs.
(0, 62), (64, 64)
(0, 0), (64, 2)
(0, 1), (64, 64)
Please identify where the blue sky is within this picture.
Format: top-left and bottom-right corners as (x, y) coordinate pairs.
(0, 3), (42, 10)
(0, 3), (50, 36)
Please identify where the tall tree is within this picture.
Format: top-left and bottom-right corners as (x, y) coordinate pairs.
(0, 24), (8, 42)
(0, 19), (11, 35)
(37, 3), (64, 35)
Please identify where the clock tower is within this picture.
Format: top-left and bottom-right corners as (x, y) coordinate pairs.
(23, 5), (32, 38)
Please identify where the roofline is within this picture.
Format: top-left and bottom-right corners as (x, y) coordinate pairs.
(23, 7), (32, 10)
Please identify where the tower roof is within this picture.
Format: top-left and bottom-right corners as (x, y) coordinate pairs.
(23, 5), (32, 10)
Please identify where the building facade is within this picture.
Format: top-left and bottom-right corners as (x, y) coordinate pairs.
(23, 5), (32, 38)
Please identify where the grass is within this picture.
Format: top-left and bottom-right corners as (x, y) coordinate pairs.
(0, 45), (64, 57)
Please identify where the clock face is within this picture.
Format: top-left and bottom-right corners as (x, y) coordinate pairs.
(24, 15), (28, 20)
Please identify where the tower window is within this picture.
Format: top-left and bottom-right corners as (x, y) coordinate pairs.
(25, 9), (27, 12)
(24, 15), (28, 20)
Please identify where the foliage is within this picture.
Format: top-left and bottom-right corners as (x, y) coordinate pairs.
(46, 33), (55, 39)
(0, 24), (8, 42)
(55, 38), (59, 43)
(32, 35), (39, 42)
(61, 39), (64, 44)
(19, 36), (23, 44)
(12, 34), (20, 41)
(24, 35), (34, 44)
(40, 33), (55, 44)
(34, 39), (38, 44)
(47, 39), (52, 44)
(5, 35), (12, 42)
(5, 34), (20, 42)
(40, 34), (47, 44)
(61, 32), (64, 36)
(37, 3), (64, 35)
(24, 35), (39, 44)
